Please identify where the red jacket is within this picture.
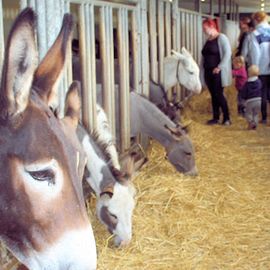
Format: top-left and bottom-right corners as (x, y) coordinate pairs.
(232, 66), (248, 91)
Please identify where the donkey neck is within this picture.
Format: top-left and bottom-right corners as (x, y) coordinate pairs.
(131, 93), (176, 148)
(78, 125), (116, 195)
(163, 58), (180, 90)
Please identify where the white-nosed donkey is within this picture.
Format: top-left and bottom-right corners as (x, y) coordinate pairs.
(0, 9), (96, 269)
(77, 124), (136, 247)
(150, 47), (202, 122)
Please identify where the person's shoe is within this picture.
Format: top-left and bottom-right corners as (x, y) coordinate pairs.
(206, 119), (219, 125)
(260, 119), (267, 124)
(222, 120), (231, 126)
(248, 122), (257, 130)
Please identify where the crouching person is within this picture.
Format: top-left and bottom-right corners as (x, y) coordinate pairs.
(241, 65), (262, 129)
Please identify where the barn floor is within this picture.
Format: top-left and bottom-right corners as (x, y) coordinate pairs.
(1, 86), (270, 269)
(90, 87), (270, 270)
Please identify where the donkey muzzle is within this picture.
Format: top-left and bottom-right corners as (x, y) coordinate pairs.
(184, 166), (198, 176)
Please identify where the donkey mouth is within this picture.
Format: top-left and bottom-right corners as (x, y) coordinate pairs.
(174, 164), (198, 176)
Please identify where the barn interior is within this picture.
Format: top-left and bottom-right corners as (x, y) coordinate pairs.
(0, 0), (270, 269)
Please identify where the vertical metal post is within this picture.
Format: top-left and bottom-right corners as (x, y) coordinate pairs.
(229, 0), (232, 20)
(131, 10), (139, 90)
(165, 1), (171, 57)
(218, 0), (222, 18)
(195, 0), (201, 13)
(210, 0), (213, 16)
(79, 3), (97, 131)
(158, 0), (164, 84)
(140, 0), (149, 96)
(117, 8), (130, 152)
(35, 0), (47, 61)
(100, 5), (115, 136)
(149, 0), (158, 82)
(172, 0), (179, 51)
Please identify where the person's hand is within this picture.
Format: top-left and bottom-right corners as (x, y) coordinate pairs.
(213, 67), (221, 74)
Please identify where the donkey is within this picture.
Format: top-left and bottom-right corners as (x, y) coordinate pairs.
(129, 92), (197, 176)
(95, 87), (197, 176)
(0, 9), (96, 269)
(149, 48), (201, 122)
(77, 124), (136, 247)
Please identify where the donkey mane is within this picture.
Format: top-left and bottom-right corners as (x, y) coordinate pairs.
(90, 128), (113, 164)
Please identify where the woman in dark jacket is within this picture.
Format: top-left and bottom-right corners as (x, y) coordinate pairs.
(200, 18), (232, 125)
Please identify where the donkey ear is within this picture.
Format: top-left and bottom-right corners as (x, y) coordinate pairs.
(164, 124), (183, 137)
(63, 81), (81, 129)
(171, 49), (185, 61)
(0, 8), (37, 121)
(33, 13), (73, 108)
(121, 154), (135, 180)
(112, 155), (135, 185)
(181, 47), (191, 57)
(176, 122), (189, 133)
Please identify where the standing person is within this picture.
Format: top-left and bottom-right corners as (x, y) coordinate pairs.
(248, 11), (270, 124)
(241, 65), (262, 130)
(232, 56), (248, 115)
(241, 20), (255, 68)
(200, 18), (232, 125)
(235, 17), (252, 57)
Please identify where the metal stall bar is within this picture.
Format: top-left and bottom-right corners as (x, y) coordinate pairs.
(117, 7), (130, 152)
(148, 0), (158, 82)
(100, 4), (115, 137)
(58, 0), (72, 113)
(79, 3), (97, 131)
(180, 10), (186, 100)
(185, 12), (190, 51)
(139, 0), (149, 96)
(172, 0), (182, 102)
(63, 0), (73, 96)
(165, 0), (171, 57)
(172, 0), (180, 51)
(164, 0), (173, 101)
(131, 9), (139, 91)
(157, 0), (164, 84)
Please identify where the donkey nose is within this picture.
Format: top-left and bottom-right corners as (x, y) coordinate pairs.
(119, 239), (131, 247)
(185, 166), (198, 176)
(114, 234), (132, 247)
(195, 86), (202, 94)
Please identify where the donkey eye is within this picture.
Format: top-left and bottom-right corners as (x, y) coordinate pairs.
(189, 71), (194, 75)
(28, 169), (55, 185)
(185, 152), (192, 156)
(110, 213), (118, 222)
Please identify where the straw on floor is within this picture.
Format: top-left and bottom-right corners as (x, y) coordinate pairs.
(1, 85), (270, 269)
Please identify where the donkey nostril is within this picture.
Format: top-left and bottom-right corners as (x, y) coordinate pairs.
(119, 239), (131, 247)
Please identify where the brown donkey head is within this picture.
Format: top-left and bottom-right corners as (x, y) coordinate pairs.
(0, 8), (96, 269)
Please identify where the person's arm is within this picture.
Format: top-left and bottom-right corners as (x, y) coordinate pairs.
(200, 54), (206, 87)
(241, 34), (249, 59)
(248, 32), (260, 66)
(217, 34), (232, 70)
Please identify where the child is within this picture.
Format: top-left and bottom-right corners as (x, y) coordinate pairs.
(241, 65), (262, 130)
(232, 56), (248, 115)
